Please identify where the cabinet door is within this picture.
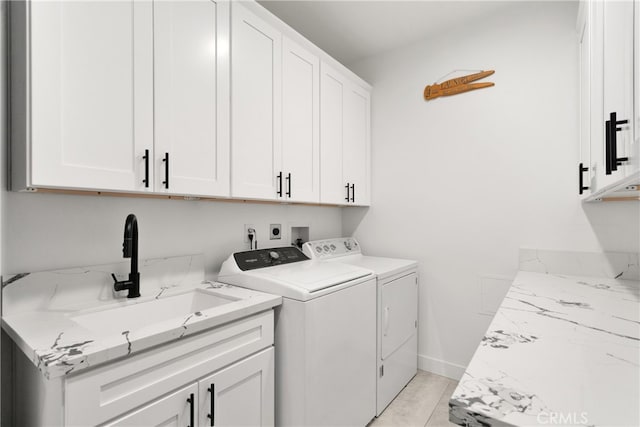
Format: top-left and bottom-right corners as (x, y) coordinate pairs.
(198, 348), (274, 427)
(343, 83), (371, 206)
(578, 0), (592, 197)
(104, 384), (197, 427)
(29, 0), (153, 192)
(320, 62), (348, 204)
(231, 3), (282, 200)
(154, 0), (230, 197)
(282, 37), (320, 203)
(602, 0), (635, 181)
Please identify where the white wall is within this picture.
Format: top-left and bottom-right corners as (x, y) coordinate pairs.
(2, 192), (342, 277)
(344, 1), (640, 378)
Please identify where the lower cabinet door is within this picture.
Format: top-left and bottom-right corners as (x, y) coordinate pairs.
(198, 348), (275, 427)
(104, 383), (198, 427)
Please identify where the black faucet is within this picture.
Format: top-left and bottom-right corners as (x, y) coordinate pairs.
(111, 214), (141, 298)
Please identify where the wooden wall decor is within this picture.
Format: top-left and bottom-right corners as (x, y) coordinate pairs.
(424, 70), (495, 100)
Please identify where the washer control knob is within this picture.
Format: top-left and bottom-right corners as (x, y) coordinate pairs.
(323, 245), (330, 252)
(269, 251), (280, 260)
(330, 244), (336, 251)
(344, 241), (352, 250)
(315, 246), (322, 253)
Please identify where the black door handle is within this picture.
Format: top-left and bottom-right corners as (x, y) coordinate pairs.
(207, 384), (215, 426)
(142, 149), (149, 188)
(609, 112), (629, 172)
(286, 173), (291, 198)
(162, 152), (169, 189)
(579, 162), (589, 195)
(345, 183), (350, 202)
(277, 172), (283, 197)
(187, 393), (195, 427)
(351, 184), (355, 203)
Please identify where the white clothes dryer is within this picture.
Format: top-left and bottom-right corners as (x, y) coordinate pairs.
(303, 238), (418, 416)
(218, 246), (377, 426)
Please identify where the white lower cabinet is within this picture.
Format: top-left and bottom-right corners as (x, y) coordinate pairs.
(13, 311), (275, 426)
(198, 349), (275, 426)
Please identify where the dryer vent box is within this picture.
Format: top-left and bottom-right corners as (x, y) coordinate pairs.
(291, 226), (309, 249)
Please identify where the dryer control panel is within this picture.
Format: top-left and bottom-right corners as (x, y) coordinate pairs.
(303, 238), (361, 259)
(233, 247), (309, 271)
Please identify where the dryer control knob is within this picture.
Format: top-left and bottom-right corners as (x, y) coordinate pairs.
(269, 251), (280, 260)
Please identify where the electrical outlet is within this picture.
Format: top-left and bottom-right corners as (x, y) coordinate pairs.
(244, 224), (255, 243)
(270, 224), (282, 240)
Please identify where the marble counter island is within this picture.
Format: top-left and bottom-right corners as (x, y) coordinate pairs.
(450, 262), (639, 426)
(1, 254), (282, 380)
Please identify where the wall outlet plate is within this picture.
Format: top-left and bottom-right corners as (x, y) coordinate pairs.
(270, 224), (281, 240)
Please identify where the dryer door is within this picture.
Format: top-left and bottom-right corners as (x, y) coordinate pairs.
(381, 272), (418, 359)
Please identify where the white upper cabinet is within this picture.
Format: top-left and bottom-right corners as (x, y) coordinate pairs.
(231, 3), (282, 200)
(154, 0), (230, 197)
(281, 37), (320, 203)
(320, 63), (348, 205)
(320, 62), (371, 206)
(344, 84), (371, 206)
(577, 0), (638, 200)
(602, 0), (636, 180)
(24, 0), (153, 192)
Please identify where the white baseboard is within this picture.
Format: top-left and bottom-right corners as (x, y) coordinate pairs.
(418, 354), (466, 380)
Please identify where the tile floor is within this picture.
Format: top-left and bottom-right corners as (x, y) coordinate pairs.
(369, 370), (458, 427)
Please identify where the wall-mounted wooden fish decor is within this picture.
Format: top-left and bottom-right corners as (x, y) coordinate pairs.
(424, 70), (495, 100)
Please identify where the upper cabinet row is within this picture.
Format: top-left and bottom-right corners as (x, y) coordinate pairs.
(577, 0), (639, 201)
(10, 0), (371, 206)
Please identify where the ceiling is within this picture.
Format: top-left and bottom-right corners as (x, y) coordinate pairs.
(257, 1), (520, 65)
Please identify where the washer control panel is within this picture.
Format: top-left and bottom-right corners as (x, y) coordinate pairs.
(302, 238), (361, 259)
(233, 247), (308, 271)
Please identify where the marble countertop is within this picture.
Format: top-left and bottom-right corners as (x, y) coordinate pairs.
(1, 255), (281, 380)
(449, 271), (639, 427)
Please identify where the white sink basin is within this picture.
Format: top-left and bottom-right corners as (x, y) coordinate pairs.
(70, 289), (238, 336)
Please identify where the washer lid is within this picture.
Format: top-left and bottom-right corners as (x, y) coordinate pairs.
(218, 248), (374, 301)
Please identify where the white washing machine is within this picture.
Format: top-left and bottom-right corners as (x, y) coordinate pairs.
(218, 246), (377, 426)
(303, 238), (418, 416)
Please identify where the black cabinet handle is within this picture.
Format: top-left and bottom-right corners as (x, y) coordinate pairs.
(351, 184), (355, 203)
(207, 384), (215, 426)
(578, 162), (589, 195)
(609, 112), (629, 172)
(286, 173), (291, 198)
(345, 183), (350, 202)
(605, 119), (613, 175)
(142, 149), (149, 188)
(162, 152), (169, 189)
(277, 172), (283, 197)
(187, 393), (195, 427)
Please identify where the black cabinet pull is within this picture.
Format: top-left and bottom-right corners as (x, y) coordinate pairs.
(578, 162), (589, 195)
(286, 173), (291, 198)
(605, 120), (613, 175)
(609, 112), (629, 172)
(142, 149), (149, 188)
(351, 184), (355, 203)
(162, 152), (169, 189)
(277, 172), (283, 197)
(187, 393), (195, 427)
(345, 183), (350, 202)
(207, 384), (215, 426)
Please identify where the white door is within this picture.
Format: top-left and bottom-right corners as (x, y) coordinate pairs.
(104, 384), (198, 427)
(282, 37), (320, 203)
(380, 273), (418, 360)
(30, 0), (153, 192)
(198, 348), (275, 427)
(154, 0), (230, 197)
(343, 83), (371, 206)
(602, 0), (635, 182)
(231, 3), (282, 200)
(320, 62), (348, 204)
